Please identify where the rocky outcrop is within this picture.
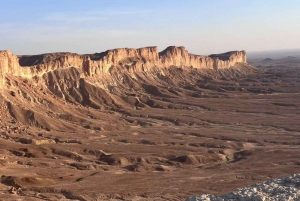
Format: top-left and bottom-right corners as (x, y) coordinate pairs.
(0, 50), (22, 88)
(187, 174), (300, 201)
(0, 46), (247, 89)
(85, 46), (160, 75)
(159, 46), (215, 69)
(210, 51), (247, 69)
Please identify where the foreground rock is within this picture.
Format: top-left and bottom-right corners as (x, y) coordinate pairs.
(187, 174), (300, 201)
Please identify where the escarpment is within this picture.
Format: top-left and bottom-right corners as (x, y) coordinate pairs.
(0, 46), (247, 89)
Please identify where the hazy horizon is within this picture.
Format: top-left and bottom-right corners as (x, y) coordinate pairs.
(1, 0), (299, 55)
(3, 47), (300, 58)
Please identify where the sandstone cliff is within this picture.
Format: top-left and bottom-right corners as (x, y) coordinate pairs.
(0, 46), (247, 89)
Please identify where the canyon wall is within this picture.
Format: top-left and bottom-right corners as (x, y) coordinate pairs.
(0, 46), (247, 88)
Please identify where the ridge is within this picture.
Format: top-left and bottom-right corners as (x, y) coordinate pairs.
(0, 46), (247, 88)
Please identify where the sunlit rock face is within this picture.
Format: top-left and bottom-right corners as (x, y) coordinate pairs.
(0, 46), (247, 89)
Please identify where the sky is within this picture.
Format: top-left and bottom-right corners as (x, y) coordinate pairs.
(0, 0), (299, 55)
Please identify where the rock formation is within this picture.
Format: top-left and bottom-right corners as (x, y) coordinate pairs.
(0, 46), (247, 89)
(2, 45), (299, 201)
(186, 174), (300, 201)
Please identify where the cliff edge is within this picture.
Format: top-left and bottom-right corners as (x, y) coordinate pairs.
(0, 46), (247, 89)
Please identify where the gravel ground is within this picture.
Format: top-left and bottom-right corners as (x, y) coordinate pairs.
(187, 174), (300, 201)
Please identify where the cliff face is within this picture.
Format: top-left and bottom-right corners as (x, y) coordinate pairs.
(86, 46), (160, 75)
(159, 46), (215, 69)
(0, 46), (247, 89)
(209, 50), (247, 69)
(0, 50), (23, 88)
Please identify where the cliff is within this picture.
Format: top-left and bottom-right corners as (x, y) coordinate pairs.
(0, 46), (247, 89)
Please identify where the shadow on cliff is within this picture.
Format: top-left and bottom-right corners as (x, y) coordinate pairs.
(1, 53), (257, 131)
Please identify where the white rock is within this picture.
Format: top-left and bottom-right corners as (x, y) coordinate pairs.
(186, 174), (300, 201)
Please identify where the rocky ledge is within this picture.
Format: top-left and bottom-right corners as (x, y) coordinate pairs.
(187, 174), (300, 201)
(0, 46), (246, 88)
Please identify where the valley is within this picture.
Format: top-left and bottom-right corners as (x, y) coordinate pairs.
(0, 47), (299, 200)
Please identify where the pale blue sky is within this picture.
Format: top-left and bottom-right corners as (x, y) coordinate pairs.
(0, 0), (299, 55)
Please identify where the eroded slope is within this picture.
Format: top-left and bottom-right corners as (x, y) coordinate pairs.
(0, 47), (299, 200)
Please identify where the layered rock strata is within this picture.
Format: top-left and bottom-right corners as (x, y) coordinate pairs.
(0, 46), (247, 88)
